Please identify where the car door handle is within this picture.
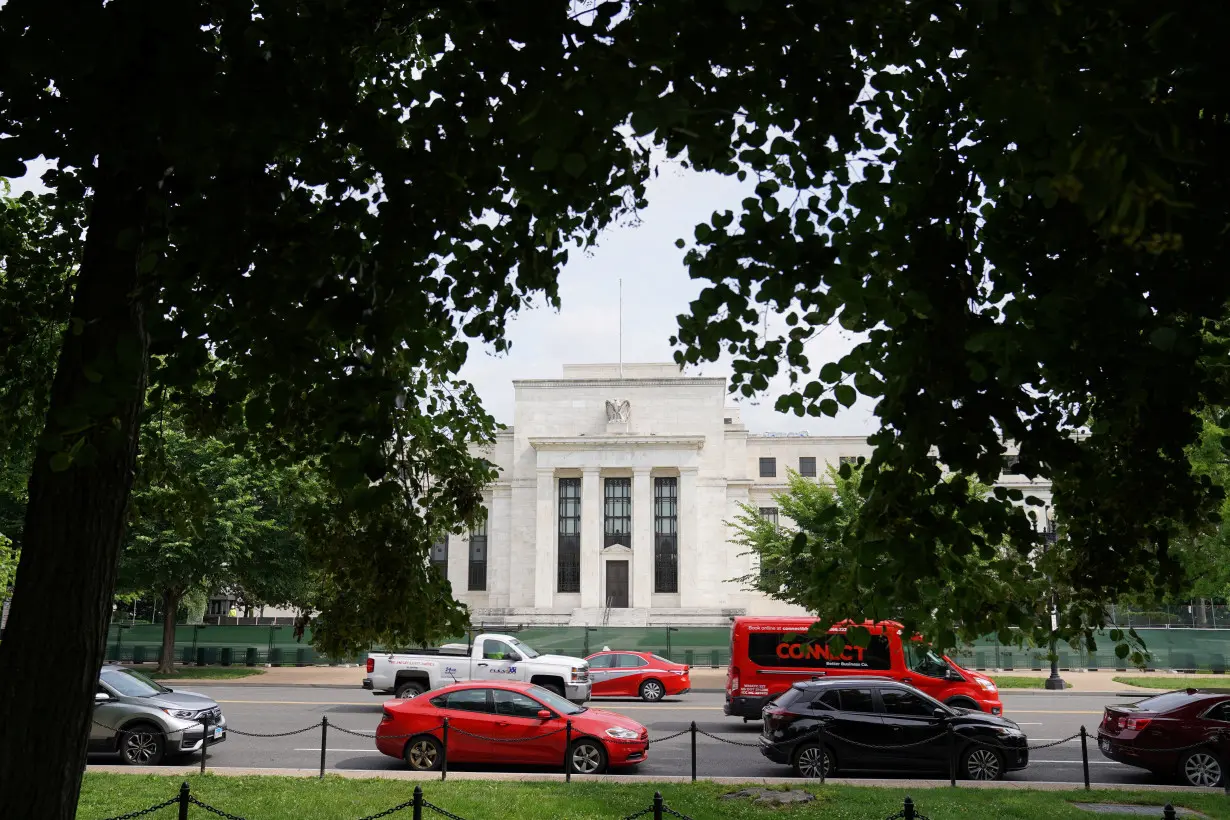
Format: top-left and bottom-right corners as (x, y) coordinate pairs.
(477, 662), (488, 667)
(495, 721), (510, 727)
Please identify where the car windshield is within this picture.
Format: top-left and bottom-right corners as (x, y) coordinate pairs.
(1133, 692), (1199, 713)
(509, 638), (540, 659)
(529, 685), (586, 715)
(101, 668), (171, 698)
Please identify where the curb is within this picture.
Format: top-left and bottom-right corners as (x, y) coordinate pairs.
(83, 766), (1223, 794)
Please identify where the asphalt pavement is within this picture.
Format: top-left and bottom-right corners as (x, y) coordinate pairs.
(86, 687), (1176, 786)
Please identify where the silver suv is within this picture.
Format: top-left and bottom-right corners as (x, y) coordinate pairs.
(89, 665), (228, 765)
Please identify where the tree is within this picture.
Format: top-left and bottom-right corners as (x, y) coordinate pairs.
(119, 417), (319, 673)
(730, 465), (1019, 648)
(0, 533), (16, 598)
(1, 4), (650, 814)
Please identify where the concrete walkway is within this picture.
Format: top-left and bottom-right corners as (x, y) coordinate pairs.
(160, 665), (1197, 695)
(86, 765), (1224, 794)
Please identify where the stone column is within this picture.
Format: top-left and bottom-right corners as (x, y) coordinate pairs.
(533, 467), (555, 609)
(632, 467), (653, 608)
(580, 467), (602, 609)
(678, 468), (700, 607)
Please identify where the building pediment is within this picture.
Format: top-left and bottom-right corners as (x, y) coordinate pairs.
(529, 435), (705, 451)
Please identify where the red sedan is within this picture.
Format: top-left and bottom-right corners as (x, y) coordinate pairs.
(376, 681), (649, 774)
(1098, 688), (1230, 787)
(585, 650), (691, 701)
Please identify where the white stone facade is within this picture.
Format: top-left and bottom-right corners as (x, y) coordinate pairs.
(437, 364), (1052, 628)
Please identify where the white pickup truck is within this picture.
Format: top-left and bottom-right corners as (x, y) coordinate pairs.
(362, 633), (592, 703)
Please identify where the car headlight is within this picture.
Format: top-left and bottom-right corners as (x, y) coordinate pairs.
(162, 708), (199, 720)
(572, 666), (587, 681)
(992, 726), (1023, 738)
(605, 727), (639, 740)
(976, 678), (997, 692)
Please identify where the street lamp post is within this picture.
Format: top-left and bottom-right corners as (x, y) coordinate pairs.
(666, 627), (679, 661)
(1043, 506), (1066, 690)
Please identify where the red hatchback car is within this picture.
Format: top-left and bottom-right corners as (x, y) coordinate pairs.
(1098, 688), (1230, 787)
(376, 681), (650, 774)
(585, 651), (692, 702)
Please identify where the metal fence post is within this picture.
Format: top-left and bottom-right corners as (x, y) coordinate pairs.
(1079, 726), (1090, 790)
(902, 796), (915, 820)
(690, 721), (697, 782)
(412, 785), (423, 820)
(1163, 804), (1176, 820)
(653, 791), (664, 820)
(199, 716), (211, 775)
(947, 722), (956, 787)
(564, 719), (573, 782)
(441, 718), (449, 782)
(178, 782), (190, 820)
(818, 724), (827, 786)
(1221, 731), (1230, 796)
(319, 716), (328, 779)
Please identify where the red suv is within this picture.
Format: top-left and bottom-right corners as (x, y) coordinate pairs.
(1098, 688), (1229, 787)
(724, 617), (1002, 719)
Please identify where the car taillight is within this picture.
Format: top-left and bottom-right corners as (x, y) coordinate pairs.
(730, 668), (740, 695)
(1126, 717), (1152, 731)
(367, 658), (375, 673)
(381, 709), (394, 723)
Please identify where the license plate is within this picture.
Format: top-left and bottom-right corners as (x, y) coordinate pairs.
(1099, 738), (1109, 753)
(213, 726), (223, 739)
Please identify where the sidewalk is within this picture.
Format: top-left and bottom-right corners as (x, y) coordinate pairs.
(159, 665), (1181, 694)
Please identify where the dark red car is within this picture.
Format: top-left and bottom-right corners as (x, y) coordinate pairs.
(1098, 688), (1230, 787)
(585, 651), (692, 701)
(375, 681), (649, 774)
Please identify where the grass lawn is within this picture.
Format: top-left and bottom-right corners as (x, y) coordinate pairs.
(990, 676), (1073, 689)
(1113, 676), (1230, 690)
(76, 774), (1228, 820)
(132, 665), (266, 681)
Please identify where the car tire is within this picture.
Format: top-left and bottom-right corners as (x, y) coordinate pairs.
(961, 745), (1004, 780)
(791, 742), (834, 778)
(945, 697), (979, 711)
(1179, 748), (1224, 788)
(395, 681), (426, 699)
(639, 679), (665, 702)
(569, 738), (608, 774)
(403, 735), (444, 771)
(118, 723), (165, 766)
(539, 682), (566, 698)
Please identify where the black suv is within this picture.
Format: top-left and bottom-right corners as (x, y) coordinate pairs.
(759, 678), (1029, 780)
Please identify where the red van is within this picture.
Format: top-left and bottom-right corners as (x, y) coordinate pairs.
(723, 617), (1002, 719)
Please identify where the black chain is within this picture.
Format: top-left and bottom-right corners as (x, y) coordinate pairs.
(355, 798), (417, 820)
(96, 796), (179, 820)
(1027, 733), (1081, 751)
(95, 721), (173, 737)
(423, 800), (470, 820)
(823, 731), (950, 751)
(448, 726), (567, 743)
(225, 723), (321, 739)
(884, 812), (931, 820)
(620, 809), (654, 820)
(661, 806), (693, 820)
(188, 796), (249, 820)
(694, 728), (761, 748)
(647, 729), (691, 744)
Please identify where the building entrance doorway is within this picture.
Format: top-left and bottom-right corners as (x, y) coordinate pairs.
(605, 561), (629, 608)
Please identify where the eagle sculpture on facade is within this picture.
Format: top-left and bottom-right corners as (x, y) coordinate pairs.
(605, 399), (631, 423)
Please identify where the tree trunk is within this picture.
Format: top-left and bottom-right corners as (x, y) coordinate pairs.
(0, 164), (153, 820)
(158, 588), (181, 674)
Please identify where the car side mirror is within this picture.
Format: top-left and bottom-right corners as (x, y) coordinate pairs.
(507, 653), (522, 662)
(945, 670), (963, 681)
(932, 707), (948, 720)
(94, 692), (111, 703)
(537, 710), (553, 720)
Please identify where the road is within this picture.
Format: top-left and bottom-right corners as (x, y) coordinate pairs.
(88, 687), (1172, 786)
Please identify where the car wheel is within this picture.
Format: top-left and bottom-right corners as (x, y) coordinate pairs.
(791, 742), (833, 778)
(639, 679), (665, 702)
(946, 697), (979, 711)
(569, 738), (608, 774)
(1179, 749), (1224, 788)
(539, 682), (565, 698)
(962, 745), (1004, 780)
(119, 724), (165, 766)
(395, 681), (426, 699)
(403, 735), (444, 771)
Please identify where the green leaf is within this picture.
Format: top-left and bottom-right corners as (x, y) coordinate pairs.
(531, 147), (559, 172)
(834, 384), (857, 408)
(49, 452), (73, 472)
(562, 153), (587, 177)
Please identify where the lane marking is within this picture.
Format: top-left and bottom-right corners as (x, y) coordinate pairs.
(217, 700), (373, 706)
(294, 749), (383, 754)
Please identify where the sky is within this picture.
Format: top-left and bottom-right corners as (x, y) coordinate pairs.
(6, 157), (879, 437)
